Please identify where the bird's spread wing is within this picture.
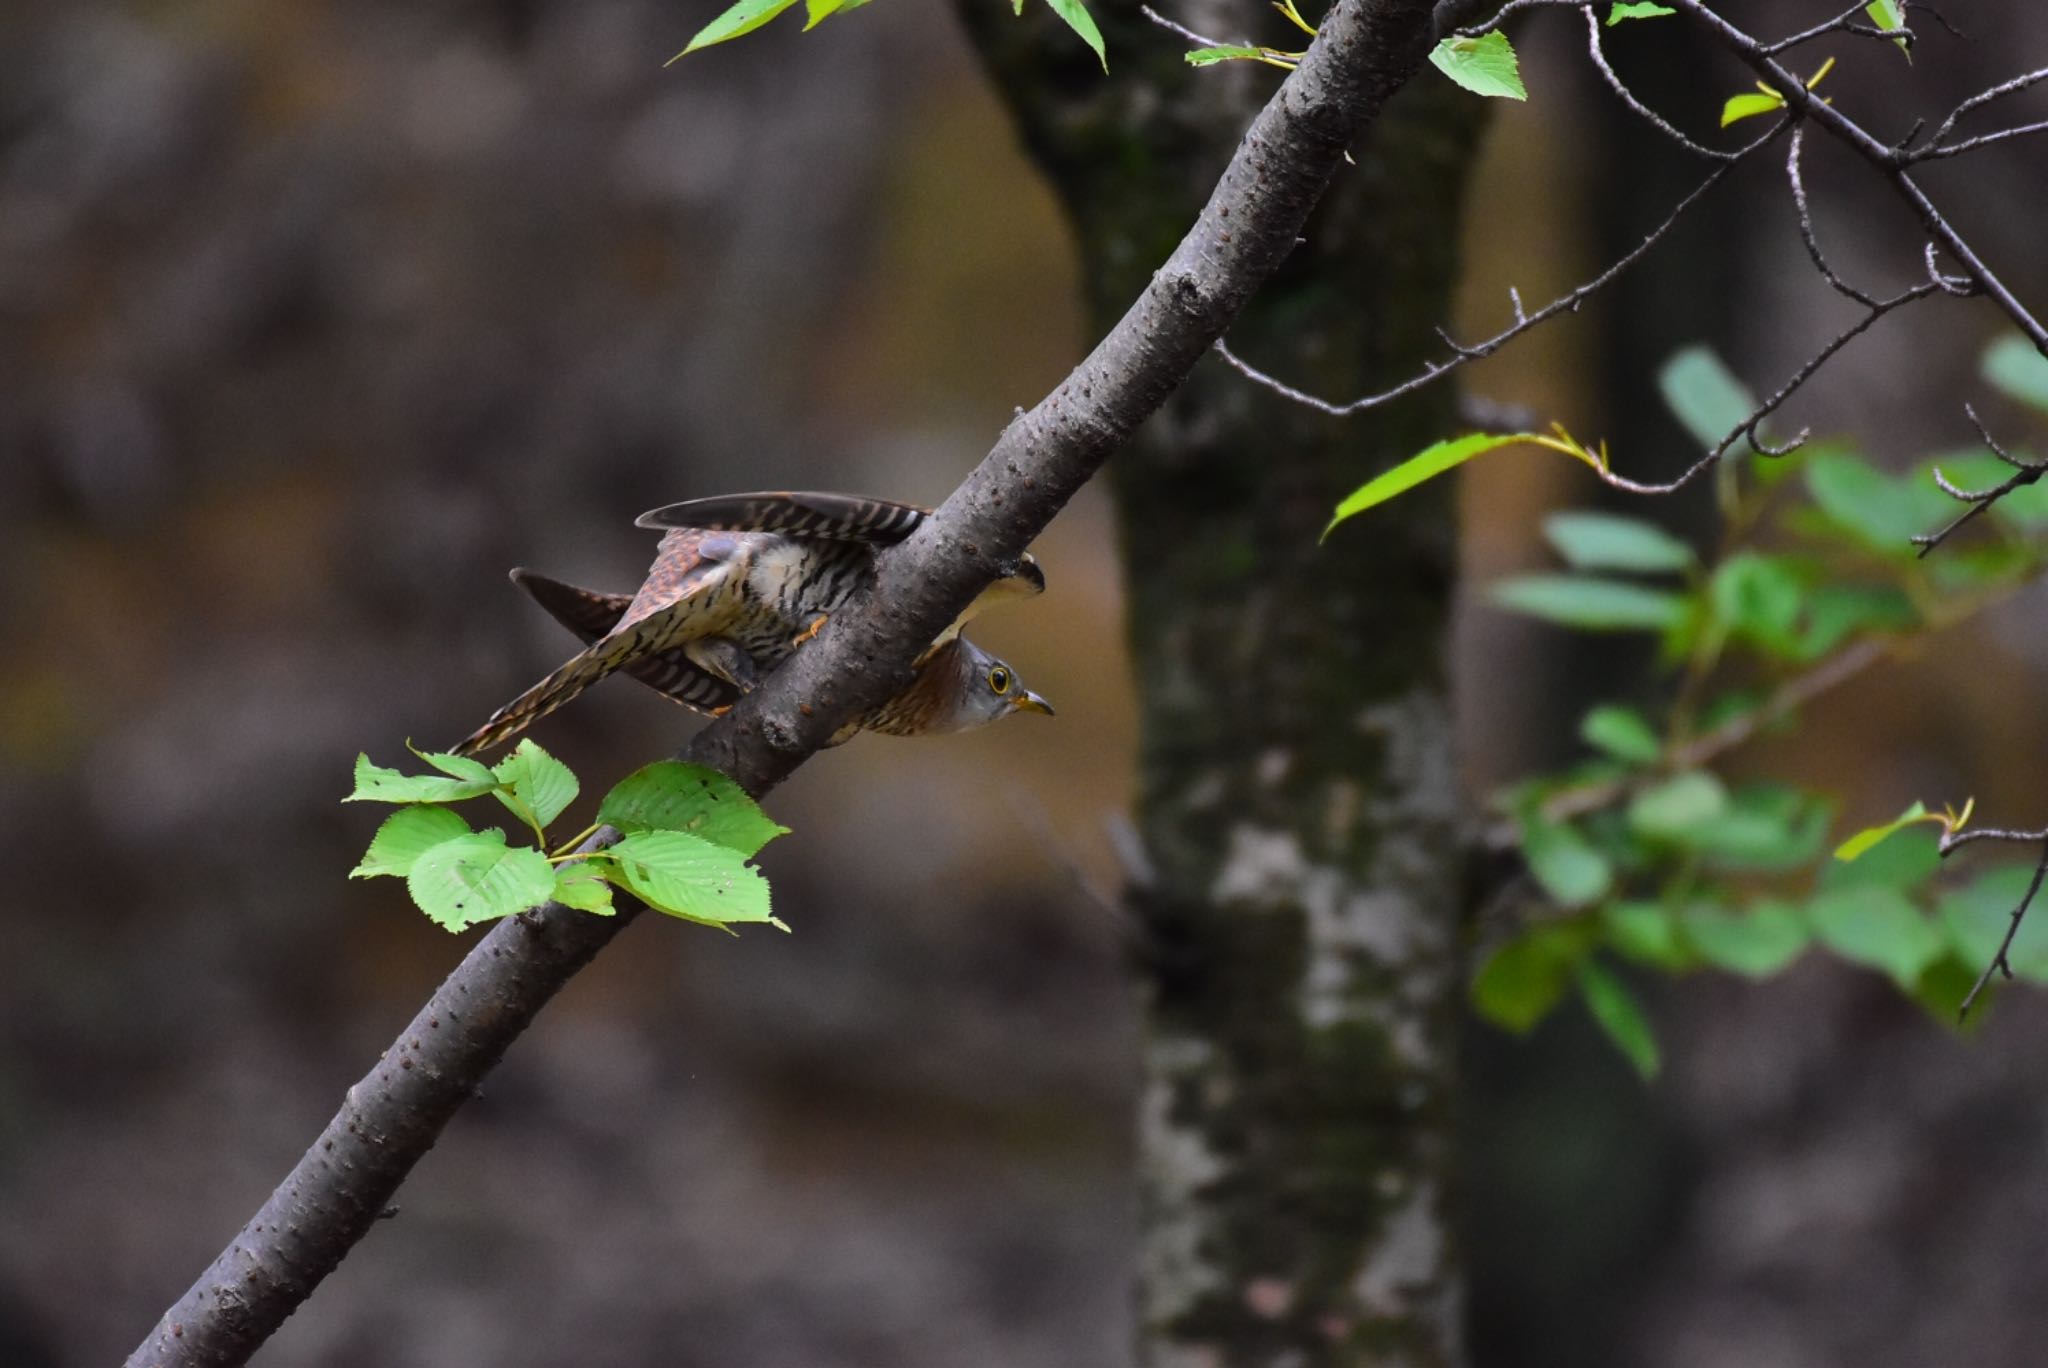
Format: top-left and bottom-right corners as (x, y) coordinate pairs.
(634, 491), (928, 544)
(510, 570), (743, 716)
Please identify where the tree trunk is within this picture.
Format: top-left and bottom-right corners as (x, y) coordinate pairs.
(961, 7), (1485, 1365)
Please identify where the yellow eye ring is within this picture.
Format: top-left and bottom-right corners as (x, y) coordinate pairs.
(987, 666), (1011, 694)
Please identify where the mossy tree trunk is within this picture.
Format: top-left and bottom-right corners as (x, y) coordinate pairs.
(960, 7), (1485, 1365)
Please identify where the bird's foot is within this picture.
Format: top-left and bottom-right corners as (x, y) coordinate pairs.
(790, 614), (829, 647)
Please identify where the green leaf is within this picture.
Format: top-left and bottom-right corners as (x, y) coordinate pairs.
(412, 742), (500, 786)
(1659, 346), (1756, 449)
(492, 740), (579, 832)
(1606, 1), (1675, 20)
(1518, 812), (1614, 907)
(1709, 552), (1805, 656)
(671, 0), (804, 59)
(1939, 863), (2048, 981)
(1720, 89), (1784, 128)
(1626, 772), (1728, 841)
(406, 831), (557, 931)
(1804, 452), (1953, 556)
(802, 0), (844, 27)
(1863, 0), (1910, 56)
(1490, 575), (1690, 632)
(1808, 885), (1946, 986)
(1691, 785), (1833, 872)
(1601, 900), (1692, 971)
(552, 863), (617, 917)
(1472, 925), (1589, 1032)
(1185, 44), (1265, 66)
(1680, 900), (1807, 978)
(1576, 960), (1660, 1078)
(1580, 704), (1662, 765)
(605, 830), (773, 925)
(1043, 0), (1106, 70)
(1429, 32), (1526, 101)
(597, 761), (789, 856)
(1832, 802), (1939, 862)
(1982, 334), (2048, 414)
(345, 753), (502, 805)
(351, 805), (474, 879)
(1543, 511), (1694, 574)
(1824, 823), (1941, 891)
(1798, 584), (1917, 659)
(1329, 433), (1548, 533)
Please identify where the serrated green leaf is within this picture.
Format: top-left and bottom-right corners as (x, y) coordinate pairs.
(1808, 885), (1946, 985)
(1939, 862), (2048, 981)
(1185, 44), (1266, 66)
(1518, 812), (1614, 907)
(552, 863), (616, 917)
(1627, 771), (1728, 840)
(598, 761), (789, 856)
(492, 740), (579, 832)
(1607, 1), (1675, 21)
(1659, 346), (1757, 449)
(1580, 704), (1662, 765)
(1710, 551), (1805, 656)
(605, 830), (773, 925)
(1472, 925), (1589, 1032)
(412, 742), (499, 786)
(1329, 433), (1549, 533)
(1043, 0), (1106, 70)
(1720, 89), (1784, 128)
(1543, 511), (1695, 574)
(1982, 334), (2048, 414)
(1601, 901), (1692, 970)
(406, 831), (557, 931)
(672, 0), (804, 59)
(351, 805), (473, 880)
(345, 753), (502, 805)
(1430, 32), (1526, 101)
(1804, 452), (1953, 556)
(1576, 960), (1660, 1078)
(1490, 575), (1690, 632)
(1680, 900), (1807, 978)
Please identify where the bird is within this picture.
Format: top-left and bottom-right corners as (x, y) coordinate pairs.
(451, 491), (1052, 755)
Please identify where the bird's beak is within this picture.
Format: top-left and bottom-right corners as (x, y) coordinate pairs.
(1013, 689), (1056, 717)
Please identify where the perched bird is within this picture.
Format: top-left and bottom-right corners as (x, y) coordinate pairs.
(451, 491), (1051, 755)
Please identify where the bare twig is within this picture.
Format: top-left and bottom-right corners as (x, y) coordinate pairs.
(1921, 64), (2048, 151)
(1139, 3), (1227, 50)
(1583, 6), (1734, 161)
(1213, 137), (1766, 415)
(1956, 837), (2048, 1020)
(1912, 406), (2048, 555)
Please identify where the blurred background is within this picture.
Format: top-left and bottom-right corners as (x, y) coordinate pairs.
(3, 1), (2047, 1365)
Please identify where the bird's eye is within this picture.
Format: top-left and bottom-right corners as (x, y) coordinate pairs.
(987, 666), (1011, 695)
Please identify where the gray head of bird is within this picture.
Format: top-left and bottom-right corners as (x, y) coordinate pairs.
(871, 635), (1054, 736)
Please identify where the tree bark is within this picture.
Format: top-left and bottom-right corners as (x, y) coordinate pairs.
(961, 5), (1485, 1364)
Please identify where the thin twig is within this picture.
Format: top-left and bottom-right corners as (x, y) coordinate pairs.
(1139, 3), (1226, 50)
(1787, 125), (1878, 306)
(1212, 138), (1766, 415)
(1957, 837), (2048, 1019)
(1583, 5), (1734, 161)
(1912, 405), (2048, 555)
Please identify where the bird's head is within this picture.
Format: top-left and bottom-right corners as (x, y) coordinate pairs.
(880, 636), (1053, 736)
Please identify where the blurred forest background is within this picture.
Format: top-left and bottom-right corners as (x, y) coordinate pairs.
(4, 1), (2048, 1365)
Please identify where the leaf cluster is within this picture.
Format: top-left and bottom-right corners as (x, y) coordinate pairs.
(1468, 337), (2048, 1075)
(347, 742), (791, 934)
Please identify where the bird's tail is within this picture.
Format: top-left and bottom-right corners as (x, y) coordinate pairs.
(451, 635), (642, 756)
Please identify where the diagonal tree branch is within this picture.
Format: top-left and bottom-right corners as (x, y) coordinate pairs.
(123, 1), (1450, 1363)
